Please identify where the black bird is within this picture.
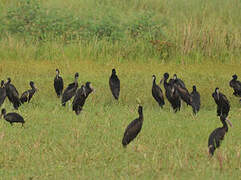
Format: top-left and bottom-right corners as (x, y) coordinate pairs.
(173, 74), (186, 88)
(190, 85), (201, 114)
(72, 82), (94, 115)
(208, 116), (232, 156)
(0, 80), (6, 106)
(229, 74), (241, 97)
(212, 88), (230, 118)
(20, 81), (37, 104)
(163, 73), (181, 112)
(0, 108), (25, 126)
(152, 75), (165, 108)
(173, 82), (192, 106)
(54, 69), (64, 98)
(62, 72), (79, 106)
(109, 69), (120, 100)
(5, 78), (21, 110)
(122, 106), (143, 147)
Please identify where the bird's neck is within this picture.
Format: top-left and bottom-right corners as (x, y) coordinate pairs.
(153, 78), (156, 85)
(139, 112), (143, 120)
(222, 121), (228, 132)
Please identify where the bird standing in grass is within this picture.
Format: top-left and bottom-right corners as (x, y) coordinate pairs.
(229, 74), (241, 98)
(152, 75), (165, 108)
(109, 69), (120, 100)
(122, 106), (143, 147)
(190, 85), (200, 114)
(208, 116), (232, 156)
(5, 78), (21, 110)
(0, 108), (25, 126)
(163, 73), (181, 112)
(62, 72), (79, 106)
(0, 80), (6, 107)
(54, 69), (64, 98)
(20, 81), (37, 104)
(212, 87), (230, 118)
(72, 82), (94, 115)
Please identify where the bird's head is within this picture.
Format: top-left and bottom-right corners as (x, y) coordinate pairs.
(173, 74), (177, 80)
(75, 72), (79, 79)
(56, 69), (60, 75)
(163, 72), (169, 80)
(193, 85), (196, 91)
(152, 75), (156, 81)
(30, 81), (37, 91)
(86, 81), (94, 92)
(232, 74), (237, 80)
(112, 69), (116, 75)
(138, 106), (143, 115)
(7, 77), (11, 83)
(0, 80), (4, 87)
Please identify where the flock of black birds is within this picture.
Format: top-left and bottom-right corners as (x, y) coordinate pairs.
(0, 69), (240, 157)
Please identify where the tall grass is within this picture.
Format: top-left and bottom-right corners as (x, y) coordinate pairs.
(0, 0), (241, 62)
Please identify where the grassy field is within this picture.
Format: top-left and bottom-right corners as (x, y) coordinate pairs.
(0, 60), (240, 179)
(0, 0), (241, 179)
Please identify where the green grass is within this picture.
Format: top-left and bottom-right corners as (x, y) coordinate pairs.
(0, 60), (240, 179)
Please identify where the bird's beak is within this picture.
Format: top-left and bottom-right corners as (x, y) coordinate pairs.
(226, 118), (232, 127)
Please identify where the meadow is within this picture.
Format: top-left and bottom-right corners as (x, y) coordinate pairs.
(0, 60), (240, 179)
(0, 0), (241, 179)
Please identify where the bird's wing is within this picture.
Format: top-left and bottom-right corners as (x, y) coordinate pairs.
(124, 119), (142, 137)
(155, 85), (164, 99)
(177, 79), (186, 88)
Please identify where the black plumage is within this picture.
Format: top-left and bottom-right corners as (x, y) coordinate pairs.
(62, 72), (79, 106)
(0, 108), (25, 126)
(20, 81), (37, 104)
(0, 80), (6, 106)
(212, 88), (230, 118)
(54, 69), (64, 98)
(229, 74), (241, 97)
(163, 73), (181, 112)
(5, 78), (21, 110)
(190, 85), (201, 114)
(72, 82), (94, 115)
(152, 75), (165, 108)
(208, 116), (232, 156)
(109, 69), (120, 100)
(122, 106), (143, 147)
(173, 82), (192, 106)
(173, 74), (186, 88)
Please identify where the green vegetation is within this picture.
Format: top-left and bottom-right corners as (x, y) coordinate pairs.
(0, 0), (240, 179)
(0, 60), (240, 179)
(0, 0), (241, 62)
